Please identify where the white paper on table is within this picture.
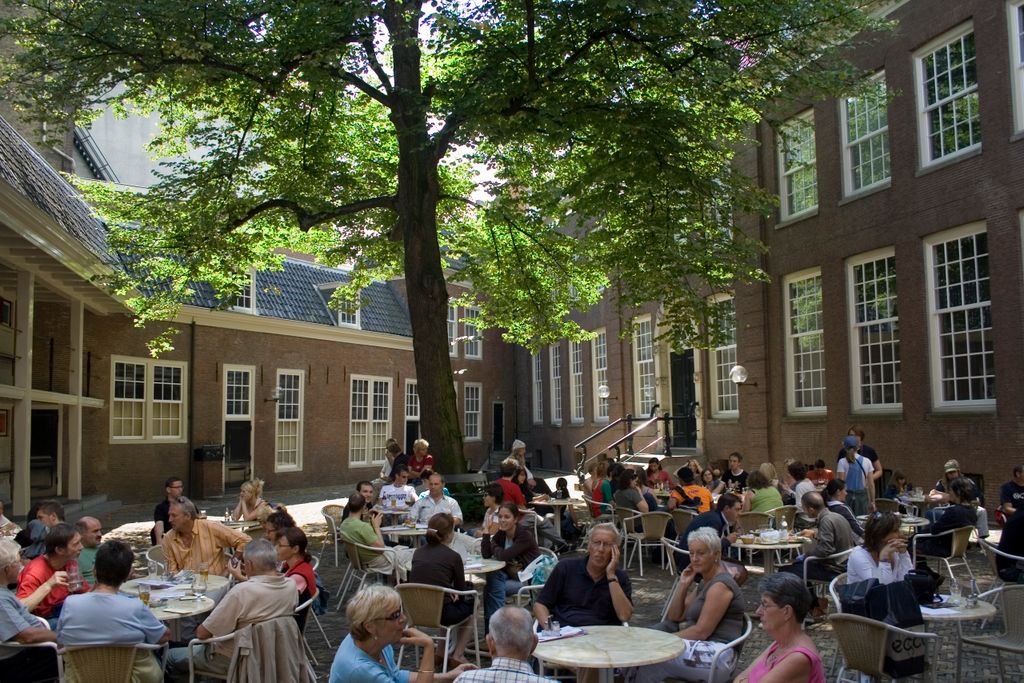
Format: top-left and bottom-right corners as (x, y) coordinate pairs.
(537, 626), (585, 642)
(920, 606), (959, 616)
(136, 580), (176, 590)
(465, 562), (484, 570)
(158, 591), (188, 600)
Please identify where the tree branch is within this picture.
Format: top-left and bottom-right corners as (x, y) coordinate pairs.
(226, 195), (397, 232)
(362, 40), (395, 96)
(321, 63), (392, 107)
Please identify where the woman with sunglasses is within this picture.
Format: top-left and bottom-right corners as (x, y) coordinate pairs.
(329, 585), (475, 683)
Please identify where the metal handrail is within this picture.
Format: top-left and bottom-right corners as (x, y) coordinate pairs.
(574, 416), (629, 476)
(602, 412), (661, 458)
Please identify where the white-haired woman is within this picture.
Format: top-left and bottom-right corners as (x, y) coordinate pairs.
(630, 527), (746, 683)
(328, 585), (475, 683)
(408, 439), (435, 486)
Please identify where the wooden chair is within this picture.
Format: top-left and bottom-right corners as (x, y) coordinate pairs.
(319, 504), (345, 566)
(621, 511), (672, 576)
(912, 525), (975, 583)
(396, 583), (481, 672)
(830, 613), (939, 682)
(959, 585), (1024, 683)
(63, 643), (167, 683)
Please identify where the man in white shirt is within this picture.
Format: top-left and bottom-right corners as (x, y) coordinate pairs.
(410, 472), (464, 526)
(454, 606), (555, 683)
(789, 462), (817, 504)
(379, 466), (417, 510)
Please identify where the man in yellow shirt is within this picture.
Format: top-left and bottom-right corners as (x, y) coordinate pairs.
(162, 497), (250, 576)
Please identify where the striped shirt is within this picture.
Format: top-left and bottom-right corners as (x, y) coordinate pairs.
(455, 657), (557, 683)
(162, 518), (251, 575)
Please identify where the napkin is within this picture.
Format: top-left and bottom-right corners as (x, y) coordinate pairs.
(537, 626), (586, 642)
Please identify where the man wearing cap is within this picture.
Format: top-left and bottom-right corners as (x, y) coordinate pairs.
(836, 435), (875, 516)
(835, 426), (882, 483)
(928, 459), (988, 538)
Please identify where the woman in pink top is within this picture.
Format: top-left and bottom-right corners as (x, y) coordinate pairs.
(735, 573), (825, 683)
(645, 458), (672, 488)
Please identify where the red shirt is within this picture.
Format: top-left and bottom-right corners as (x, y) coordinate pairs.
(497, 478), (527, 507)
(408, 452), (434, 477)
(16, 556), (90, 618)
(285, 558), (317, 599)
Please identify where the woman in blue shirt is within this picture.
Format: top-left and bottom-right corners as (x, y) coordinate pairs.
(329, 585), (475, 683)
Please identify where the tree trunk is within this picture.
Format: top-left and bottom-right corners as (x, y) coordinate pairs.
(391, 0), (465, 473)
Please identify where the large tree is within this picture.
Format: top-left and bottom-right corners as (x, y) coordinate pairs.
(0, 1), (877, 472)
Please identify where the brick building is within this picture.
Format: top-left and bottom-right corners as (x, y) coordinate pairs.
(518, 0), (1024, 509)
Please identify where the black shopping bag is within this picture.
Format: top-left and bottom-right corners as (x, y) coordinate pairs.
(866, 581), (926, 678)
(836, 578), (878, 617)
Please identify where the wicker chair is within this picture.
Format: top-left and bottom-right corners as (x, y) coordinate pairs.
(912, 525), (975, 583)
(738, 511), (772, 532)
(662, 614), (753, 683)
(980, 540), (1024, 592)
(621, 511), (672, 576)
(768, 505), (799, 530)
(396, 583), (480, 672)
(144, 545), (166, 575)
(0, 640), (63, 682)
(659, 537), (690, 622)
(830, 613), (940, 682)
(670, 508), (696, 535)
(336, 537), (400, 608)
(874, 498), (901, 514)
(580, 494), (614, 526)
(295, 557), (331, 667)
(63, 643), (166, 683)
(319, 504), (345, 566)
(959, 585), (1024, 682)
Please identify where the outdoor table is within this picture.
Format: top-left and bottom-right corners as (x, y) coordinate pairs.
(530, 499), (582, 540)
(921, 596), (997, 680)
(382, 523), (428, 541)
(221, 520), (261, 534)
(533, 624), (687, 683)
(736, 538), (806, 574)
(463, 558), (505, 576)
(122, 576), (228, 638)
(857, 514), (929, 530)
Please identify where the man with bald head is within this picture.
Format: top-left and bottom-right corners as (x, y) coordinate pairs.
(74, 517), (102, 585)
(455, 606), (554, 683)
(782, 491), (856, 583)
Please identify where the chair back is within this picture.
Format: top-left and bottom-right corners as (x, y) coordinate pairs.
(639, 512), (672, 540)
(769, 505), (798, 529)
(828, 572), (849, 612)
(829, 614), (889, 677)
(950, 526), (974, 558)
(64, 643), (164, 683)
(322, 505), (343, 531)
(145, 545), (165, 566)
(340, 537), (366, 571)
(739, 511), (771, 532)
(874, 498), (900, 514)
(396, 583), (446, 629)
(1001, 584), (1024, 639)
(581, 495), (613, 521)
(614, 507), (638, 534)
(670, 508), (695, 534)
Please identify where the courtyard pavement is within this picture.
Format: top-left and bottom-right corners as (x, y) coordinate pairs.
(94, 484), (1021, 681)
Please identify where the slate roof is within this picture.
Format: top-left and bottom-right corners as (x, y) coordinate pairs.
(0, 116), (112, 261)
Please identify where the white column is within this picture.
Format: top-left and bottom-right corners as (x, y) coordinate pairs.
(12, 271), (34, 516)
(68, 300), (84, 500)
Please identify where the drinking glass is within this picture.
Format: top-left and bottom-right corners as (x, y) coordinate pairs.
(147, 560), (159, 578)
(138, 585), (151, 607)
(66, 566), (83, 593)
(948, 580), (961, 606)
(198, 562), (209, 583)
(192, 572), (208, 600)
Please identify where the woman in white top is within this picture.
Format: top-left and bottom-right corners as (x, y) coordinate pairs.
(847, 511), (912, 584)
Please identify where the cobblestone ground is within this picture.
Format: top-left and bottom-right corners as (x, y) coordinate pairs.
(98, 487), (1022, 682)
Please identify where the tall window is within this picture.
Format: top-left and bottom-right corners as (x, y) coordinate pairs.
(592, 329), (609, 422)
(926, 225), (994, 407)
(232, 272), (255, 312)
(464, 383), (481, 440)
(350, 376), (391, 465)
(224, 367), (251, 418)
(917, 26), (979, 165)
(275, 370), (303, 470)
(463, 305), (481, 359)
(785, 271), (826, 413)
(711, 298), (738, 417)
(570, 340), (585, 423)
(405, 379), (419, 421)
(849, 251), (901, 409)
(447, 302), (458, 357)
(778, 111), (817, 219)
(1010, 2), (1024, 132)
(633, 316), (656, 415)
(532, 354), (543, 424)
(111, 357), (186, 442)
(843, 74), (890, 194)
(549, 344), (562, 425)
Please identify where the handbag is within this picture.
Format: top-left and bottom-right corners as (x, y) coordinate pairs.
(836, 578), (878, 617)
(904, 569), (938, 605)
(866, 581), (926, 678)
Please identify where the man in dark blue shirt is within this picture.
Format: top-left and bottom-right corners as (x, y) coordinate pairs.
(534, 524), (632, 627)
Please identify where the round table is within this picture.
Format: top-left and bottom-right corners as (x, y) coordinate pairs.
(221, 521), (261, 533)
(735, 538), (806, 574)
(857, 514), (929, 529)
(463, 558), (505, 576)
(530, 499), (582, 539)
(534, 625), (687, 683)
(381, 524), (428, 539)
(921, 597), (997, 677)
(122, 575), (230, 597)
(122, 576), (228, 639)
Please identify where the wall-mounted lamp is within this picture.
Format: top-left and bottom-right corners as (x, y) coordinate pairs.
(597, 384), (617, 400)
(265, 387), (282, 402)
(729, 365), (758, 387)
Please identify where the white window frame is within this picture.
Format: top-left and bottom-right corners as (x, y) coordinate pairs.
(592, 328), (609, 422)
(464, 382), (482, 441)
(405, 379), (420, 421)
(349, 374), (392, 466)
(549, 344), (562, 425)
(532, 354), (543, 425)
(710, 297), (738, 418)
(274, 369), (304, 472)
(777, 110), (818, 221)
(447, 301), (458, 357)
(1009, 1), (1024, 133)
(633, 315), (658, 416)
(841, 72), (890, 195)
(336, 298), (360, 329)
(569, 340), (585, 424)
(231, 271), (256, 313)
(110, 356), (187, 443)
(915, 23), (980, 166)
(784, 270), (826, 415)
(224, 364), (254, 420)
(924, 223), (995, 410)
(847, 249), (902, 412)
(463, 305), (482, 359)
